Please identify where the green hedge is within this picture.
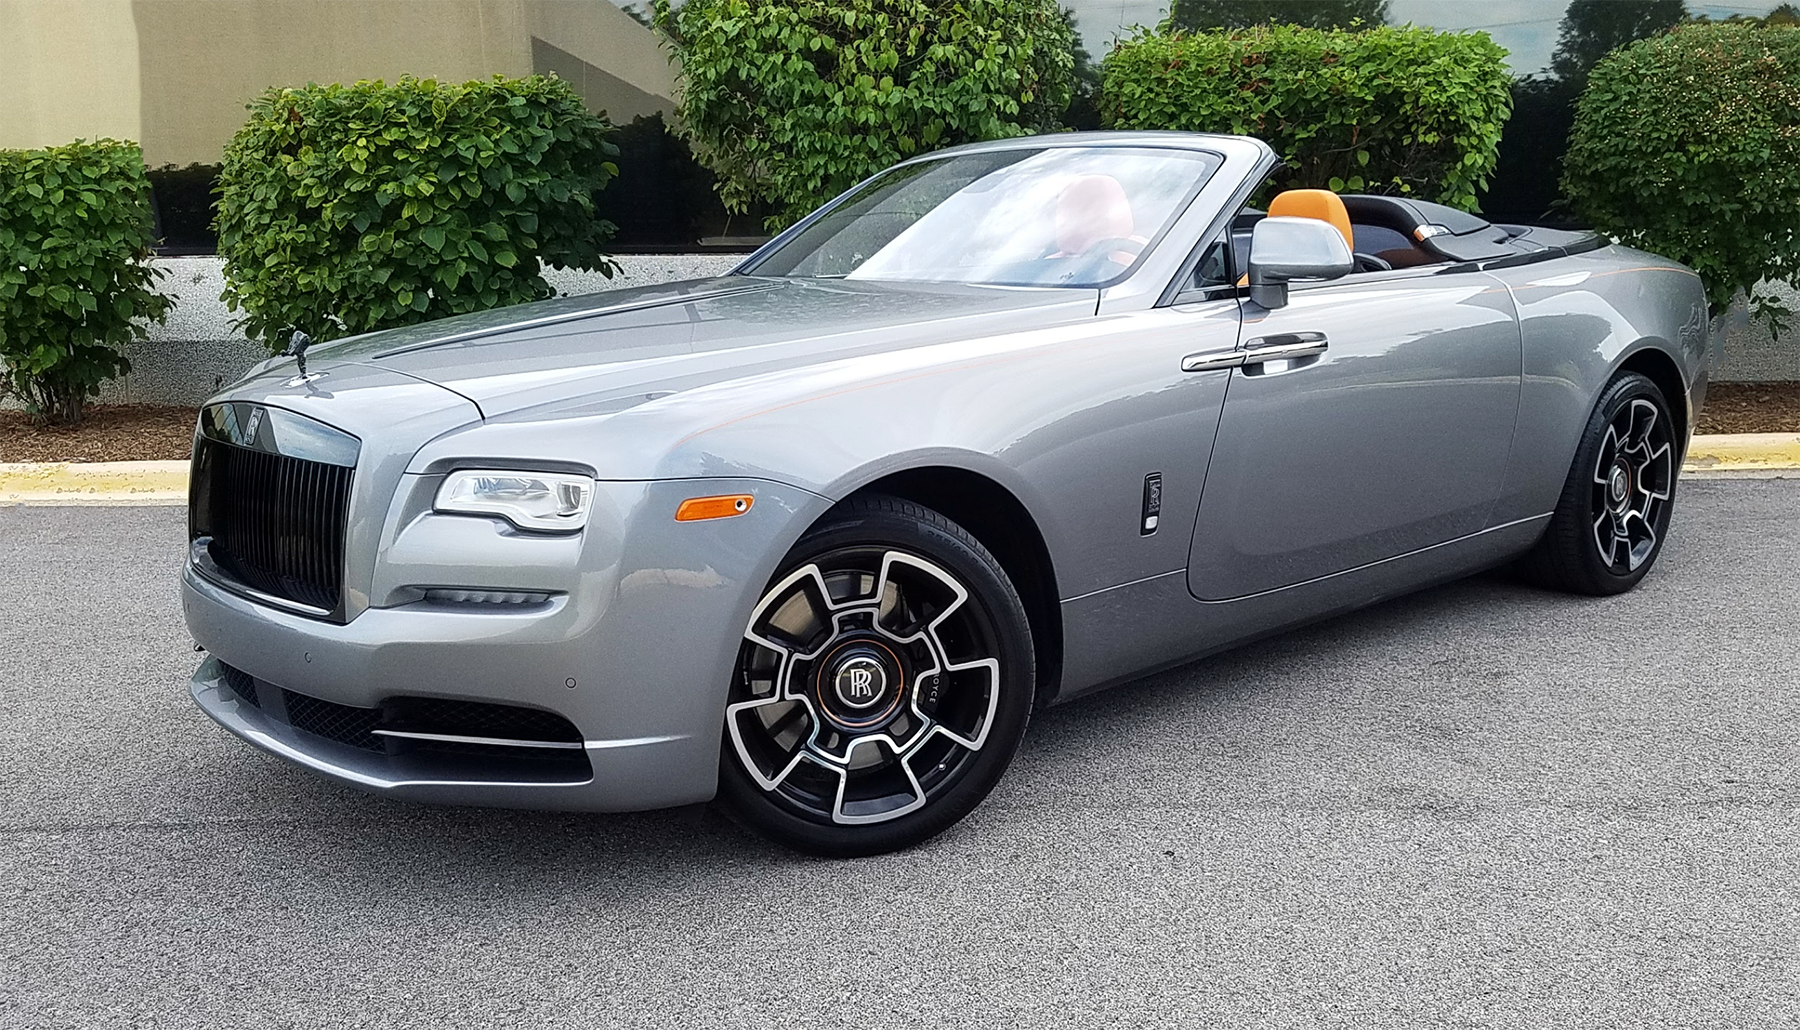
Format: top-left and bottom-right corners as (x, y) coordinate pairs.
(216, 75), (619, 352)
(652, 0), (1076, 230)
(0, 139), (171, 424)
(1564, 22), (1800, 334)
(1101, 23), (1512, 211)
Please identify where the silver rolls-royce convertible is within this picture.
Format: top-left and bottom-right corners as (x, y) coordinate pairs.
(183, 132), (1711, 855)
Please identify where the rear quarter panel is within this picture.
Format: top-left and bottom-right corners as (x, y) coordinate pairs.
(1482, 246), (1709, 525)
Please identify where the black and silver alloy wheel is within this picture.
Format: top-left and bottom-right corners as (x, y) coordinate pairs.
(718, 495), (1034, 856)
(1590, 396), (1674, 573)
(1523, 371), (1679, 595)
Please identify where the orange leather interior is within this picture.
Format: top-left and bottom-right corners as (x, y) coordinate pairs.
(1268, 189), (1354, 251)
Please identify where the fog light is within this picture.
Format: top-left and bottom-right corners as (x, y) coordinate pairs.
(423, 588), (554, 607)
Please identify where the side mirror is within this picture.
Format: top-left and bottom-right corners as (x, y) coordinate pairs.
(1246, 216), (1354, 309)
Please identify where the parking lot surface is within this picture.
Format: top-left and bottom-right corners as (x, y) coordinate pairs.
(2, 480), (1796, 1028)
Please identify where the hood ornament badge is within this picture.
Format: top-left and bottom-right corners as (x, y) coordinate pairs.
(284, 329), (315, 375)
(281, 328), (331, 388)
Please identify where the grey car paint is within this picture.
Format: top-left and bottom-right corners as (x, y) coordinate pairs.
(1187, 265), (1522, 600)
(183, 131), (1710, 812)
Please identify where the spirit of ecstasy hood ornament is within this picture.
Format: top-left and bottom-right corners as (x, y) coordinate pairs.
(284, 329), (315, 377)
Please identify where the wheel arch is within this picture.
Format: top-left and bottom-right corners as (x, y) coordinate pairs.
(1615, 343), (1690, 451)
(844, 466), (1065, 709)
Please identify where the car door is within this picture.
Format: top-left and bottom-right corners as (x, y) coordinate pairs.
(1186, 265), (1522, 601)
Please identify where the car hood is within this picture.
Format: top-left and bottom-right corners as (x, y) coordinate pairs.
(296, 276), (1098, 420)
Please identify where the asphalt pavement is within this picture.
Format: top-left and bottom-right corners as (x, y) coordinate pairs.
(2, 480), (1796, 1028)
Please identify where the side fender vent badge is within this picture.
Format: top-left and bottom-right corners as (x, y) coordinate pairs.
(1141, 473), (1162, 536)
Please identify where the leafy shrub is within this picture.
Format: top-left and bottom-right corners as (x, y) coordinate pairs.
(1563, 22), (1800, 334)
(1101, 23), (1512, 211)
(651, 0), (1077, 230)
(0, 139), (171, 424)
(216, 75), (619, 351)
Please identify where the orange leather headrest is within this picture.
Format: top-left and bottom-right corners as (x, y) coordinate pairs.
(1268, 189), (1353, 251)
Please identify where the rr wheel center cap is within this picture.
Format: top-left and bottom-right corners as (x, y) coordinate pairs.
(833, 655), (889, 710)
(817, 641), (904, 729)
(1609, 462), (1631, 509)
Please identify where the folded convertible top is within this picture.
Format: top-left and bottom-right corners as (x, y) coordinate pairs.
(1340, 194), (1601, 265)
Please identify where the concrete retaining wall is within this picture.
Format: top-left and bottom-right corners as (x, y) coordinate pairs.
(16, 255), (1800, 409)
(1714, 282), (1800, 383)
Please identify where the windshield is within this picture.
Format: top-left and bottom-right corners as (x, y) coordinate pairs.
(742, 146), (1221, 288)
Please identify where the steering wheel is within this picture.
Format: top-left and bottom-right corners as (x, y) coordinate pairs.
(1078, 236), (1145, 264)
(1058, 236), (1145, 282)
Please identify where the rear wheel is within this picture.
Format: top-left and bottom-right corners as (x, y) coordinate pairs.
(1521, 372), (1679, 595)
(717, 495), (1034, 857)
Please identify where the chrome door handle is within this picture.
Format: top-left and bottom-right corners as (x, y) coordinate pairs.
(1180, 349), (1244, 372)
(1181, 332), (1329, 374)
(1242, 332), (1328, 364)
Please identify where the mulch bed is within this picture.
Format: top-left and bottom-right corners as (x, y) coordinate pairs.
(1, 385), (1797, 464)
(1695, 382), (1800, 435)
(0, 405), (199, 463)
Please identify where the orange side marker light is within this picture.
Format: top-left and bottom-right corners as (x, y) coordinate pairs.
(676, 494), (754, 522)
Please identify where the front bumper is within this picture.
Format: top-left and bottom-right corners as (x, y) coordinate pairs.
(189, 656), (684, 809)
(183, 476), (833, 812)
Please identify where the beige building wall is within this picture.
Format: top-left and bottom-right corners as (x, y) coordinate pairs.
(0, 0), (143, 151)
(132, 0), (536, 166)
(2, 0), (677, 167)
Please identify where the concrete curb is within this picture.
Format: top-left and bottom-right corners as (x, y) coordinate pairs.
(1682, 433), (1800, 473)
(0, 461), (190, 505)
(4, 434), (1798, 506)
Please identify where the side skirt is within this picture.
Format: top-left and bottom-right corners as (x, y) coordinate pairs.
(1054, 514), (1550, 702)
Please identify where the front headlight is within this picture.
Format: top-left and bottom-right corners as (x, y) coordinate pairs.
(435, 469), (595, 532)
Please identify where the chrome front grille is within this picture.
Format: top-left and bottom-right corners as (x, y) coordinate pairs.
(190, 403), (359, 617)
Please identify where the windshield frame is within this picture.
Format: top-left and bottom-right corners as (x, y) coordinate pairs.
(735, 143), (1227, 291)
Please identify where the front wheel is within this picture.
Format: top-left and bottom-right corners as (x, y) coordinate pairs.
(717, 495), (1035, 857)
(1521, 371), (1679, 595)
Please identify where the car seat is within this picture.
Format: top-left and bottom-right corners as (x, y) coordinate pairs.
(1268, 189), (1391, 272)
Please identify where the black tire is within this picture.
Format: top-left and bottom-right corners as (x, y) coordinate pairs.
(1520, 371), (1680, 595)
(716, 494), (1034, 857)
